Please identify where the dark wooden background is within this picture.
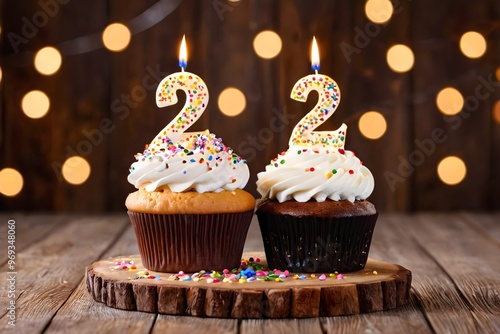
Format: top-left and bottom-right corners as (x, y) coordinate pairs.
(1, 0), (499, 212)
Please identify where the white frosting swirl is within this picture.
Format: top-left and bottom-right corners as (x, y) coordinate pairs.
(128, 131), (250, 193)
(256, 147), (374, 203)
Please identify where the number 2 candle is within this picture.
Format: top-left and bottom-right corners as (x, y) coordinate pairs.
(150, 35), (209, 149)
(257, 37), (374, 203)
(128, 35), (250, 193)
(289, 37), (346, 148)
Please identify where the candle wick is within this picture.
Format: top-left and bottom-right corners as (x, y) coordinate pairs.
(181, 67), (185, 72)
(315, 70), (318, 75)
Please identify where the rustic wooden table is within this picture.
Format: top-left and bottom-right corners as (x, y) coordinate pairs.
(0, 213), (499, 333)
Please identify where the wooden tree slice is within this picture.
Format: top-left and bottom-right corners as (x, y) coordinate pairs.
(86, 252), (411, 318)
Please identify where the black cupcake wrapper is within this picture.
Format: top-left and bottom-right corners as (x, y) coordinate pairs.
(257, 212), (378, 273)
(128, 210), (254, 273)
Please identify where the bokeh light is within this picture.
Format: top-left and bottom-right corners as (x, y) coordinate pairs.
(102, 23), (131, 52)
(358, 111), (387, 139)
(0, 168), (24, 197)
(62, 156), (91, 185)
(0, 66), (2, 84)
(34, 46), (62, 75)
(437, 156), (467, 185)
(493, 100), (500, 124)
(386, 44), (414, 73)
(436, 87), (464, 116)
(496, 67), (500, 82)
(22, 90), (50, 119)
(365, 0), (394, 24)
(253, 30), (282, 59)
(218, 87), (246, 117)
(459, 31), (487, 59)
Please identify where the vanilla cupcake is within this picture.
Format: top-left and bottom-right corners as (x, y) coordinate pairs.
(126, 131), (255, 272)
(126, 59), (256, 272)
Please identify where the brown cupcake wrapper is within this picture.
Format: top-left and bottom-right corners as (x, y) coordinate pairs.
(256, 212), (378, 273)
(128, 210), (254, 273)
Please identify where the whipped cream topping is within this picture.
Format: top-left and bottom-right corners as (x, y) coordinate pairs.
(256, 145), (374, 203)
(128, 131), (250, 193)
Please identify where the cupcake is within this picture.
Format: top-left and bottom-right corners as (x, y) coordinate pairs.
(126, 68), (255, 273)
(126, 131), (255, 273)
(256, 71), (377, 273)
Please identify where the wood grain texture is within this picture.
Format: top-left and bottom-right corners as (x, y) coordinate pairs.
(321, 295), (433, 334)
(44, 280), (155, 334)
(460, 212), (500, 245)
(1, 213), (499, 332)
(0, 214), (65, 265)
(373, 214), (496, 334)
(46, 221), (154, 333)
(241, 318), (323, 334)
(0, 216), (129, 332)
(152, 315), (237, 333)
(86, 254), (411, 318)
(409, 213), (500, 333)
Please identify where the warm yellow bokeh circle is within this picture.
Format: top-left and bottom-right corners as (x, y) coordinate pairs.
(218, 87), (247, 117)
(34, 46), (62, 75)
(22, 90), (50, 119)
(358, 111), (387, 139)
(62, 156), (92, 185)
(436, 87), (464, 116)
(386, 44), (414, 73)
(437, 156), (467, 185)
(365, 0), (394, 24)
(0, 168), (24, 197)
(102, 23), (131, 52)
(459, 31), (487, 59)
(253, 30), (282, 59)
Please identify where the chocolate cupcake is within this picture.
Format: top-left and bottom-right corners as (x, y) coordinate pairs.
(256, 69), (377, 273)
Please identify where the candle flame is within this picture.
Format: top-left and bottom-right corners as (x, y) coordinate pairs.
(311, 36), (320, 73)
(179, 35), (187, 70)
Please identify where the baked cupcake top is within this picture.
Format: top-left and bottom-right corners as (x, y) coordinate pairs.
(128, 130), (250, 193)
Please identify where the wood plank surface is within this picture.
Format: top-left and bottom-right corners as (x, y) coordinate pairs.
(321, 296), (432, 334)
(369, 214), (479, 333)
(0, 214), (67, 265)
(152, 315), (237, 333)
(45, 224), (155, 334)
(0, 215), (129, 332)
(241, 318), (323, 334)
(408, 213), (500, 333)
(45, 280), (154, 334)
(460, 212), (500, 245)
(314, 214), (432, 334)
(1, 213), (499, 333)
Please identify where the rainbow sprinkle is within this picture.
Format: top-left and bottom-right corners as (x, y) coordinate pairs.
(130, 132), (247, 172)
(114, 258), (347, 283)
